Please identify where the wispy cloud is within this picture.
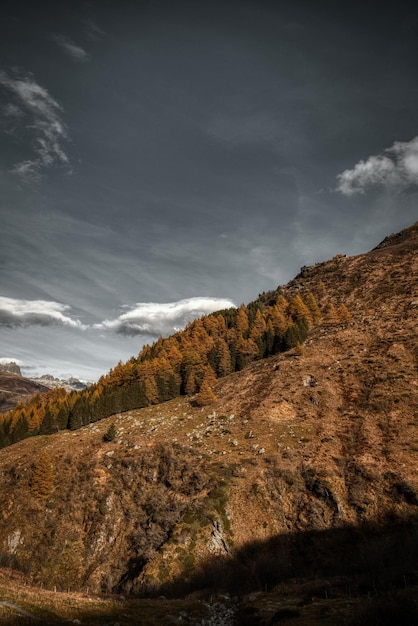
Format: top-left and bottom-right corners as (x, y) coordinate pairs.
(82, 18), (106, 41)
(0, 297), (87, 330)
(337, 136), (418, 195)
(52, 34), (89, 61)
(3, 103), (23, 118)
(94, 297), (236, 336)
(0, 70), (70, 182)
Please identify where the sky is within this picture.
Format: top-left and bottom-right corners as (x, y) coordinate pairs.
(1, 0), (417, 381)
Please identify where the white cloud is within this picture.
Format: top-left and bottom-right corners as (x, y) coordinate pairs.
(0, 296), (87, 330)
(95, 297), (236, 336)
(52, 34), (89, 61)
(0, 70), (70, 181)
(0, 357), (30, 368)
(337, 136), (418, 195)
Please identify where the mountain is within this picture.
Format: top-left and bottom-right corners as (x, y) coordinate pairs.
(0, 222), (417, 625)
(29, 374), (89, 392)
(0, 369), (88, 416)
(0, 370), (50, 413)
(0, 361), (22, 375)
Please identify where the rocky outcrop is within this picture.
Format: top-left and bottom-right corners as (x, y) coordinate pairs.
(0, 362), (22, 376)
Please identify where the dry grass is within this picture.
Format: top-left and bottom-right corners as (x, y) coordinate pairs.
(0, 222), (417, 621)
(0, 569), (207, 625)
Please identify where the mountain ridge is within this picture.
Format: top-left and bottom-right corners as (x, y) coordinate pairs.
(0, 221), (417, 624)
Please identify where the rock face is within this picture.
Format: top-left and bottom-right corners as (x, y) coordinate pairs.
(0, 362), (22, 376)
(0, 223), (417, 616)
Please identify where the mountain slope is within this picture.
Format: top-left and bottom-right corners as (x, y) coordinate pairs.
(0, 370), (50, 413)
(0, 222), (417, 624)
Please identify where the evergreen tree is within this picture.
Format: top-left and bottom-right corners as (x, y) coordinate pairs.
(103, 422), (117, 442)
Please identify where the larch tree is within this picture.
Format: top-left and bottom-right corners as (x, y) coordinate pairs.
(30, 449), (55, 501)
(195, 376), (216, 407)
(305, 292), (322, 324)
(236, 305), (249, 336)
(289, 294), (313, 327)
(337, 303), (352, 323)
(326, 303), (339, 323)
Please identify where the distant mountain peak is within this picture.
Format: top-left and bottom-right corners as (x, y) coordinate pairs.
(0, 361), (22, 376)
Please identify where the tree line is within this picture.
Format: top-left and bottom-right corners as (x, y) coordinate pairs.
(0, 286), (350, 449)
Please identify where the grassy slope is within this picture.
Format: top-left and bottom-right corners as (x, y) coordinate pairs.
(0, 223), (417, 624)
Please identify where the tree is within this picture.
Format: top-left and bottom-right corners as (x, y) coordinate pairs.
(289, 294), (313, 327)
(317, 280), (327, 299)
(144, 376), (159, 404)
(305, 292), (322, 324)
(185, 372), (197, 395)
(337, 303), (352, 323)
(325, 303), (339, 323)
(202, 365), (217, 389)
(215, 339), (232, 377)
(103, 422), (117, 442)
(30, 450), (55, 501)
(236, 305), (249, 336)
(195, 377), (216, 406)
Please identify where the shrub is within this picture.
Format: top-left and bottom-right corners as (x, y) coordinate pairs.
(103, 422), (116, 442)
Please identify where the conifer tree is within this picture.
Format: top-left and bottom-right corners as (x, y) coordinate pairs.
(305, 292), (322, 324)
(337, 303), (352, 324)
(185, 372), (197, 395)
(195, 376), (216, 406)
(144, 376), (159, 404)
(289, 294), (313, 327)
(103, 422), (117, 442)
(30, 450), (55, 501)
(326, 303), (339, 323)
(275, 295), (289, 311)
(236, 305), (249, 336)
(202, 364), (217, 389)
(317, 280), (327, 299)
(215, 339), (232, 377)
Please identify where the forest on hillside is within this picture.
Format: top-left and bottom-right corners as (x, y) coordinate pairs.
(0, 286), (350, 449)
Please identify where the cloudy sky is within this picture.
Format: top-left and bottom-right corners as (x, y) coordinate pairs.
(1, 1), (417, 381)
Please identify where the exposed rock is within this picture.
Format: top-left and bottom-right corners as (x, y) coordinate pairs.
(208, 521), (229, 555)
(0, 362), (21, 376)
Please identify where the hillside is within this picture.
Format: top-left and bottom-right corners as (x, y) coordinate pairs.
(0, 371), (50, 414)
(0, 222), (417, 625)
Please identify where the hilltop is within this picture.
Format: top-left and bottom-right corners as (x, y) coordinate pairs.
(0, 222), (417, 625)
